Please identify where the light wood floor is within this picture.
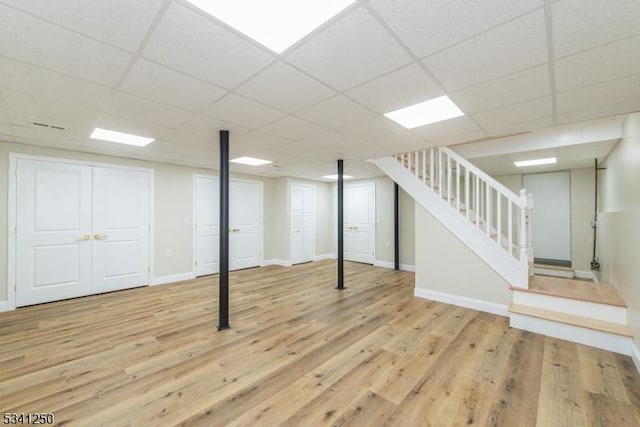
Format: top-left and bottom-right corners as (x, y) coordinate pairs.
(1, 261), (639, 426)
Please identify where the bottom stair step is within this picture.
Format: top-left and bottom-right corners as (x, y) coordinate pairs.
(509, 304), (632, 337)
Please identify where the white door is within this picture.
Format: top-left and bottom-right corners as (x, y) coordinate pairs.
(16, 159), (93, 307)
(194, 177), (263, 275)
(290, 184), (315, 264)
(194, 176), (220, 276)
(92, 167), (151, 293)
(230, 180), (262, 270)
(343, 183), (375, 264)
(523, 171), (571, 264)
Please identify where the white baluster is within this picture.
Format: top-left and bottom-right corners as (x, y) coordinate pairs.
(456, 161), (460, 212)
(438, 149), (443, 197)
(414, 151), (419, 177)
(407, 151), (412, 172)
(508, 201), (513, 255)
(527, 192), (534, 269)
(497, 193), (502, 248)
(519, 189), (528, 262)
(422, 150), (427, 184)
(430, 148), (435, 189)
(475, 175), (480, 226)
(486, 185), (492, 237)
(447, 155), (452, 204)
(465, 168), (470, 220)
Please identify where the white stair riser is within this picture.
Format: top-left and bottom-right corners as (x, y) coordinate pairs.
(534, 267), (574, 278)
(512, 291), (627, 324)
(510, 313), (632, 355)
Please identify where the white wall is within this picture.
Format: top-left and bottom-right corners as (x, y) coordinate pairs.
(597, 112), (640, 348)
(0, 140), (280, 302)
(494, 168), (595, 271)
(414, 204), (511, 307)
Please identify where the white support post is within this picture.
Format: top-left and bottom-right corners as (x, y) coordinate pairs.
(465, 168), (470, 220)
(519, 189), (528, 262)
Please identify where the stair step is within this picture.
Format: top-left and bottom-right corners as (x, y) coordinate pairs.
(508, 304), (632, 337)
(522, 275), (625, 307)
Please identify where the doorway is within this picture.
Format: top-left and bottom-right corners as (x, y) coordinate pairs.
(290, 183), (315, 264)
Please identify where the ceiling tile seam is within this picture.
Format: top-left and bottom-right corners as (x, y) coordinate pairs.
(543, 0), (558, 126)
(555, 69), (640, 96)
(89, 0), (181, 137)
(415, 7), (546, 61)
(0, 2), (143, 55)
(362, 3), (489, 142)
(552, 28), (640, 62)
(446, 61), (550, 94)
(469, 94), (551, 117)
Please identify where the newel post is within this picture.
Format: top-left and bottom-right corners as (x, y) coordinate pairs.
(527, 193), (534, 273)
(519, 189), (528, 264)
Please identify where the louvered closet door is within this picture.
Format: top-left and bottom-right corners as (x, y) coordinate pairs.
(16, 159), (93, 307)
(91, 167), (151, 293)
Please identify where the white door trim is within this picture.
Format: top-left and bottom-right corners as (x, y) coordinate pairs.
(7, 152), (155, 311)
(289, 182), (316, 264)
(192, 174), (264, 275)
(333, 180), (376, 263)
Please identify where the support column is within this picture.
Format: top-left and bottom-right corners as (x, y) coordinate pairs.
(336, 159), (345, 290)
(218, 130), (230, 330)
(394, 183), (400, 271)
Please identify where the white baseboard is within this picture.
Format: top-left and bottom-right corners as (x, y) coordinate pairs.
(0, 300), (11, 312)
(261, 259), (292, 267)
(374, 260), (416, 272)
(510, 312), (633, 356)
(414, 288), (509, 317)
(632, 340), (640, 375)
(314, 253), (335, 261)
(574, 270), (598, 282)
(151, 272), (196, 286)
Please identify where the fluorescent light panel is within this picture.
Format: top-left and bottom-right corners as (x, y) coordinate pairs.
(230, 156), (272, 166)
(514, 157), (557, 167)
(90, 128), (154, 147)
(322, 174), (353, 180)
(185, 0), (356, 53)
(384, 96), (464, 129)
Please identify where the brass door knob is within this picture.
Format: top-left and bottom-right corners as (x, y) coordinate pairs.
(94, 234), (108, 240)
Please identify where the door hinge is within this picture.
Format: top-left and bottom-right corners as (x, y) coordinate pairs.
(195, 261), (198, 266)
(148, 267), (150, 273)
(15, 283), (17, 292)
(148, 224), (151, 231)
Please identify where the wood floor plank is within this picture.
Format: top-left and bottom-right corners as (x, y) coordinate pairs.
(0, 260), (638, 426)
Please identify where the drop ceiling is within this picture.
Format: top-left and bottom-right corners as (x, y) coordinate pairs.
(0, 0), (639, 180)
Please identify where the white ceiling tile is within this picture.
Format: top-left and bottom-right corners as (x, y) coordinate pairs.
(203, 94), (286, 128)
(120, 59), (227, 112)
(370, 0), (542, 58)
(12, 125), (87, 147)
(106, 92), (194, 129)
(295, 95), (376, 128)
(557, 73), (640, 114)
(423, 10), (548, 91)
(412, 116), (482, 141)
(260, 116), (327, 141)
(236, 62), (335, 112)
(229, 131), (291, 157)
(142, 2), (274, 89)
(554, 34), (640, 91)
(552, 0), (640, 58)
(472, 96), (552, 129)
(2, 0), (165, 52)
(286, 7), (412, 91)
(434, 129), (489, 146)
(0, 57), (112, 111)
(557, 97), (640, 125)
(0, 4), (131, 86)
(346, 63), (444, 113)
(453, 65), (550, 113)
(337, 116), (406, 141)
(2, 91), (100, 136)
(483, 116), (553, 137)
(178, 115), (250, 139)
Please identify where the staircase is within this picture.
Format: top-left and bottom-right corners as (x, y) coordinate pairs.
(371, 147), (634, 356)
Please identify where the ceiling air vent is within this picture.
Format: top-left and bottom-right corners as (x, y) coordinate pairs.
(30, 121), (66, 131)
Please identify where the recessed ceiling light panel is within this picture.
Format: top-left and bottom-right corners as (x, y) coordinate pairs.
(231, 156), (272, 166)
(90, 128), (154, 147)
(185, 0), (356, 53)
(322, 174), (353, 180)
(514, 157), (557, 167)
(384, 96), (464, 129)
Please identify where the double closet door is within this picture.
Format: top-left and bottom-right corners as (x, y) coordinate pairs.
(194, 176), (263, 276)
(16, 158), (151, 307)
